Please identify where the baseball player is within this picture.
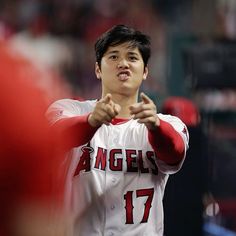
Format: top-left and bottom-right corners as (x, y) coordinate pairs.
(46, 24), (189, 236)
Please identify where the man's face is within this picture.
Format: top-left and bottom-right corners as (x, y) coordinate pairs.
(95, 42), (148, 96)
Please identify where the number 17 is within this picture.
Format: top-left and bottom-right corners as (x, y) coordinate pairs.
(124, 188), (154, 224)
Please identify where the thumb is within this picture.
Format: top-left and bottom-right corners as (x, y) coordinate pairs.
(113, 103), (121, 114)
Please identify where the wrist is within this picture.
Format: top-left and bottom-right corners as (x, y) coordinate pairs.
(88, 113), (101, 128)
(146, 115), (160, 131)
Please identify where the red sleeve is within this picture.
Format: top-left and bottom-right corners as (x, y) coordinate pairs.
(53, 114), (99, 149)
(148, 119), (185, 165)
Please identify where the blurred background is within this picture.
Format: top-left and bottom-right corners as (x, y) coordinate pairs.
(0, 0), (236, 235)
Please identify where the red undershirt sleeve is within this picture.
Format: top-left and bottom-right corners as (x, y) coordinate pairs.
(148, 119), (185, 165)
(53, 114), (99, 149)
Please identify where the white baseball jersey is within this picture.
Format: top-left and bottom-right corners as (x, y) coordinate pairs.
(46, 99), (189, 236)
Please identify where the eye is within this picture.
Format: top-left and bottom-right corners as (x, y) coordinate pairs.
(129, 56), (138, 61)
(109, 55), (118, 60)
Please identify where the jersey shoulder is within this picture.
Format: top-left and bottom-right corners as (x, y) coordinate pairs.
(158, 112), (189, 144)
(158, 113), (186, 129)
(46, 98), (96, 124)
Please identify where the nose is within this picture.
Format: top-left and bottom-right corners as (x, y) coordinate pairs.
(117, 58), (129, 69)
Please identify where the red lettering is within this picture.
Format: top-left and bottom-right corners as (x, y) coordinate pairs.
(74, 146), (92, 176)
(109, 149), (123, 171)
(126, 149), (138, 172)
(146, 151), (158, 175)
(94, 147), (107, 170)
(138, 150), (149, 173)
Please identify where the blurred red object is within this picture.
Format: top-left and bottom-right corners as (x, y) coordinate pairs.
(72, 96), (85, 101)
(0, 40), (70, 236)
(162, 97), (200, 127)
(0, 38), (71, 104)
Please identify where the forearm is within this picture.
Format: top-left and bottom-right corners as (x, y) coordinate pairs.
(53, 114), (98, 149)
(148, 119), (185, 165)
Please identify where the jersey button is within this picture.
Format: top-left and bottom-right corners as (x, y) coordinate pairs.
(109, 232), (114, 236)
(112, 177), (116, 183)
(111, 205), (115, 210)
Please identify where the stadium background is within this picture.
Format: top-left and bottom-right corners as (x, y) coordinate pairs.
(1, 0), (236, 235)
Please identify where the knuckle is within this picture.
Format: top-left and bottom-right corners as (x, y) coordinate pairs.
(105, 115), (112, 122)
(106, 105), (113, 112)
(143, 110), (150, 116)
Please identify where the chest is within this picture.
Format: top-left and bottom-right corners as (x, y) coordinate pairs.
(74, 123), (159, 176)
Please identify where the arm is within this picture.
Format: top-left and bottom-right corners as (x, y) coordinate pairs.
(130, 93), (186, 165)
(148, 119), (185, 165)
(52, 94), (121, 149)
(53, 114), (99, 148)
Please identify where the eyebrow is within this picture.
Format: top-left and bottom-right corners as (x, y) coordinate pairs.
(127, 51), (139, 56)
(106, 50), (119, 55)
(105, 50), (140, 57)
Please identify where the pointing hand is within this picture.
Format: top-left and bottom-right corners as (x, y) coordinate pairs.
(88, 94), (121, 127)
(129, 92), (160, 130)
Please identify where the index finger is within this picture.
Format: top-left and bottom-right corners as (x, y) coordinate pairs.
(101, 93), (112, 104)
(140, 92), (152, 104)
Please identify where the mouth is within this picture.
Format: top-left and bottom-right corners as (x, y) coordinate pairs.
(117, 71), (131, 81)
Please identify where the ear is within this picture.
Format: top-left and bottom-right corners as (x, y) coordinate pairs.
(143, 66), (148, 81)
(95, 62), (101, 80)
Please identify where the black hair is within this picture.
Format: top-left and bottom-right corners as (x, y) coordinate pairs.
(95, 24), (151, 68)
